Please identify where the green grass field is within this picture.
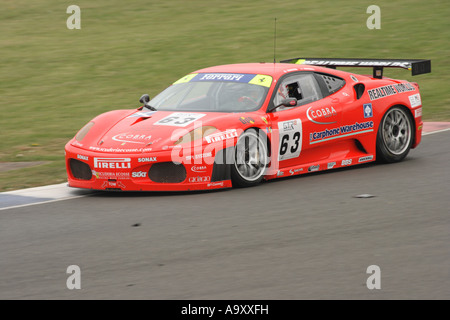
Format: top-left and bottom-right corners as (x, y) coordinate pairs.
(0, 0), (449, 191)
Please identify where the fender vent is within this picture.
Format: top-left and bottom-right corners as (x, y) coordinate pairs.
(354, 83), (365, 99)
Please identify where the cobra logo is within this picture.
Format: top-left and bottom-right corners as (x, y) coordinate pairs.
(307, 106), (338, 125)
(112, 133), (153, 145)
(191, 165), (207, 173)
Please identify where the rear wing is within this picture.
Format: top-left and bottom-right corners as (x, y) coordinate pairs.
(280, 58), (431, 79)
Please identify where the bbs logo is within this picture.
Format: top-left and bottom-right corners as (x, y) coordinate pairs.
(132, 171), (147, 178)
(341, 159), (352, 166)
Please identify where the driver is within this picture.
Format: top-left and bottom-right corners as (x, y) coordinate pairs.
(238, 85), (263, 107)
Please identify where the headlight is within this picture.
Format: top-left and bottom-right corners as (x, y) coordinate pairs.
(174, 126), (217, 145)
(75, 121), (95, 141)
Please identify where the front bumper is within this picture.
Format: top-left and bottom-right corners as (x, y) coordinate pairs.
(65, 143), (232, 191)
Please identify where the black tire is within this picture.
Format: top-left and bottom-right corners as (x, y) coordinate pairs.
(231, 129), (268, 187)
(376, 106), (414, 163)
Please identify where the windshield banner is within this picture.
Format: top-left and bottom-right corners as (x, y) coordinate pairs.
(174, 73), (272, 87)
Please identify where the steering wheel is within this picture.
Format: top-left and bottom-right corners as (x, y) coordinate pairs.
(238, 96), (259, 108)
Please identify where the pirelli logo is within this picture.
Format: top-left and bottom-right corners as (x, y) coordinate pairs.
(94, 157), (131, 169)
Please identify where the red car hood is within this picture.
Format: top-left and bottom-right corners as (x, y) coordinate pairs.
(75, 110), (244, 153)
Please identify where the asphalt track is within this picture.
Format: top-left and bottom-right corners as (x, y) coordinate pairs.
(0, 130), (449, 300)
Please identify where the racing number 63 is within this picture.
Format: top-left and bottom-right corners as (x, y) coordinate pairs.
(280, 132), (301, 156)
(278, 119), (303, 160)
(154, 113), (206, 127)
(158, 116), (196, 125)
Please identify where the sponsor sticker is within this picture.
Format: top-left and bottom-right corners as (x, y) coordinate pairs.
(358, 155), (374, 163)
(112, 133), (153, 145)
(308, 165), (320, 172)
(367, 83), (416, 101)
(327, 162), (336, 169)
(191, 165), (207, 173)
(205, 129), (238, 144)
(77, 154), (88, 161)
(307, 106), (338, 124)
(138, 157), (157, 162)
(188, 176), (211, 183)
(207, 181), (224, 187)
(363, 103), (373, 118)
(415, 107), (422, 118)
(239, 116), (255, 124)
(174, 73), (273, 88)
(92, 171), (131, 180)
(393, 83), (415, 93)
(132, 171), (147, 178)
(309, 121), (374, 144)
(409, 94), (422, 108)
(341, 159), (352, 166)
(367, 85), (397, 101)
(289, 168), (303, 175)
(186, 152), (213, 162)
(89, 146), (153, 153)
(94, 157), (131, 169)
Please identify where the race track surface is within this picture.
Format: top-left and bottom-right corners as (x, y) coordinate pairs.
(0, 131), (449, 299)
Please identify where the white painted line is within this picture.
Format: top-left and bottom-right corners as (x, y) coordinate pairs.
(0, 195), (90, 211)
(1, 182), (95, 211)
(3, 182), (92, 198)
(422, 127), (450, 136)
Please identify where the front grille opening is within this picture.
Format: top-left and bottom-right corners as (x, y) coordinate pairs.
(148, 162), (186, 183)
(69, 159), (92, 180)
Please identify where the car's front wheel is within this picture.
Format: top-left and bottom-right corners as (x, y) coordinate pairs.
(376, 106), (414, 163)
(231, 129), (268, 187)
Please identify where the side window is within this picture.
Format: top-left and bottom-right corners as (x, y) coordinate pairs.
(315, 73), (345, 97)
(273, 73), (323, 109)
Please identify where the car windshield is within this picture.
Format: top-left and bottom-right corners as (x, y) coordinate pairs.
(148, 73), (272, 112)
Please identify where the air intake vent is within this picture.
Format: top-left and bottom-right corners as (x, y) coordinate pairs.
(148, 162), (186, 183)
(70, 159), (92, 180)
(354, 83), (365, 99)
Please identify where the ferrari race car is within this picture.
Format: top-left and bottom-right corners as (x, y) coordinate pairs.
(65, 58), (431, 191)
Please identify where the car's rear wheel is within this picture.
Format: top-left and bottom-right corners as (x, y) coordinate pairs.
(231, 129), (268, 187)
(376, 106), (414, 163)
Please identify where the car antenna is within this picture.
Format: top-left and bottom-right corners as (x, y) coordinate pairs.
(273, 17), (277, 64)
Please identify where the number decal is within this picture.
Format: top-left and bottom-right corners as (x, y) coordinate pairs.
(154, 113), (206, 127)
(280, 135), (289, 156)
(278, 119), (302, 160)
(290, 132), (301, 153)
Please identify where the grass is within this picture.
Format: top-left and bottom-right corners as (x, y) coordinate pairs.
(0, 0), (449, 191)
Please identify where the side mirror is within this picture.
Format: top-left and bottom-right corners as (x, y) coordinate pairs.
(268, 98), (297, 112)
(139, 94), (150, 104)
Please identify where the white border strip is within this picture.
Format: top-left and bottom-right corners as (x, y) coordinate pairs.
(423, 127), (450, 136)
(0, 195), (90, 211)
(1, 183), (94, 211)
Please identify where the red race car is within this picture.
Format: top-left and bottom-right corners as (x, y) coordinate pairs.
(65, 58), (431, 191)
